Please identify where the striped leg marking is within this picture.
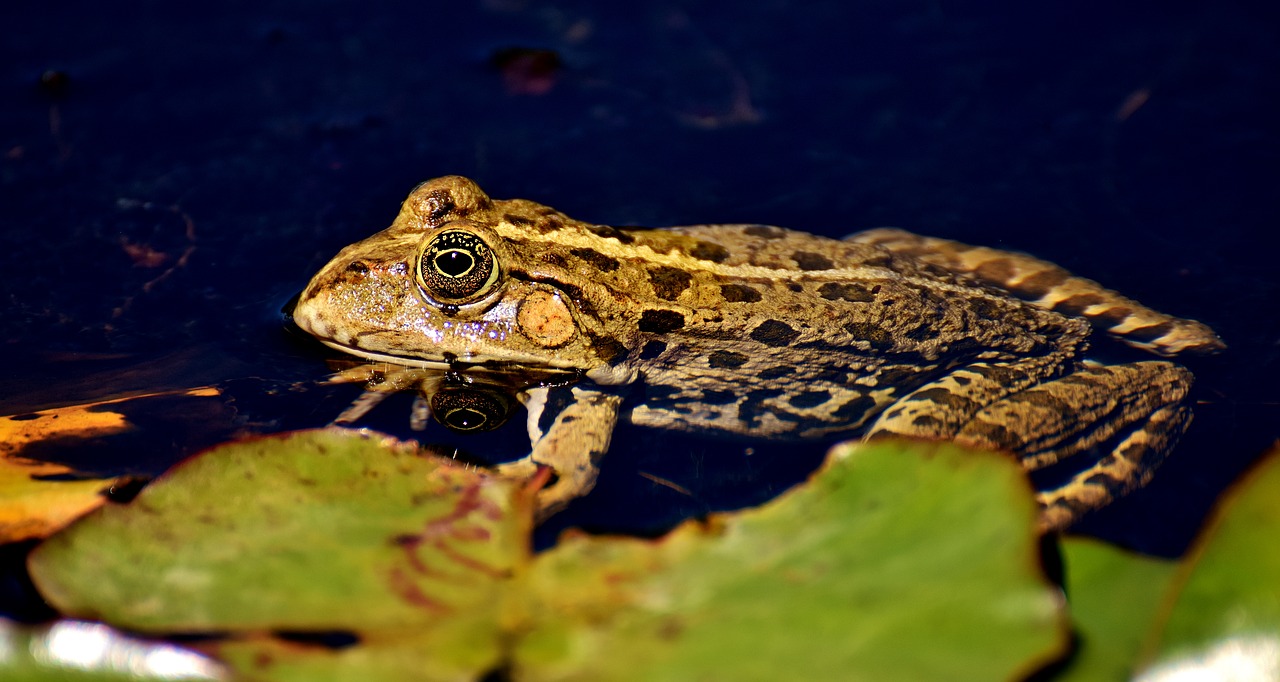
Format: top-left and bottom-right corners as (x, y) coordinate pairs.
(867, 359), (1194, 531)
(847, 228), (1224, 357)
(865, 356), (1066, 442)
(955, 361), (1193, 531)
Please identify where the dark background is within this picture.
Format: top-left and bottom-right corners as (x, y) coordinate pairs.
(3, 1), (1277, 556)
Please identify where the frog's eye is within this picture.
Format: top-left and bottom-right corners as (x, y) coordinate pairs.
(418, 229), (500, 302)
(429, 386), (512, 432)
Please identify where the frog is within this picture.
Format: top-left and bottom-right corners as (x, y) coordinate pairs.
(292, 176), (1223, 530)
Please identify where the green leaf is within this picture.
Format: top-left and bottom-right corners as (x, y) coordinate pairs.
(1138, 445), (1280, 680)
(513, 439), (1066, 681)
(1055, 537), (1177, 681)
(30, 428), (529, 679)
(29, 431), (1067, 681)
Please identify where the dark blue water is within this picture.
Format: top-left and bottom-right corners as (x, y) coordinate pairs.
(2, 1), (1277, 564)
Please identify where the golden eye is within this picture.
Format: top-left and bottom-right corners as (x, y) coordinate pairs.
(418, 229), (499, 302)
(429, 386), (512, 432)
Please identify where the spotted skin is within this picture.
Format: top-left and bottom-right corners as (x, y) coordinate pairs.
(294, 176), (1224, 527)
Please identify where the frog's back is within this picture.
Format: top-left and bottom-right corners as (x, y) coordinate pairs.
(484, 216), (1088, 439)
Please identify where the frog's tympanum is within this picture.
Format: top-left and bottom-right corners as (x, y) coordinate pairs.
(294, 176), (1223, 530)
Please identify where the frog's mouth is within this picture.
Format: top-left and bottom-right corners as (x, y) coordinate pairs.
(313, 337), (582, 380)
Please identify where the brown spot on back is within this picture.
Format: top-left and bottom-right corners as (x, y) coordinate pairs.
(831, 394), (876, 422)
(586, 224), (636, 244)
(789, 390), (831, 408)
(736, 387), (785, 427)
(964, 421), (1019, 451)
(750, 320), (800, 346)
(842, 321), (894, 350)
(792, 251), (834, 271)
(874, 366), (936, 387)
(760, 366), (794, 379)
(690, 241), (730, 263)
(639, 340), (667, 360)
(708, 350), (749, 368)
(1010, 268), (1068, 297)
(817, 282), (876, 302)
(699, 389), (738, 405)
(503, 213), (534, 226)
(974, 258), (1017, 283)
(649, 266), (692, 301)
(743, 225), (784, 239)
(570, 247), (620, 272)
(639, 309), (686, 333)
(586, 332), (628, 365)
(720, 283), (763, 302)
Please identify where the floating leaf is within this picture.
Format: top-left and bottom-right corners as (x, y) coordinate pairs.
(0, 397), (152, 542)
(1137, 444), (1280, 680)
(513, 439), (1066, 681)
(1055, 537), (1177, 681)
(30, 432), (1066, 680)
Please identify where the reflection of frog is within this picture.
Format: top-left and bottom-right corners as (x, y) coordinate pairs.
(294, 176), (1223, 529)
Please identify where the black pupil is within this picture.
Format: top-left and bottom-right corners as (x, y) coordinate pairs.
(435, 250), (474, 277)
(445, 407), (487, 430)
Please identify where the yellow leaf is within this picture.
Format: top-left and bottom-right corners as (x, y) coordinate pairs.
(0, 387), (218, 542)
(0, 457), (116, 543)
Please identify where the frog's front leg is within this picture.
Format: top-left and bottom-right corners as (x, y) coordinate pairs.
(867, 359), (1193, 531)
(495, 385), (624, 519)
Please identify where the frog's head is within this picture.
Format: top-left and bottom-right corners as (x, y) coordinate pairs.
(292, 176), (613, 378)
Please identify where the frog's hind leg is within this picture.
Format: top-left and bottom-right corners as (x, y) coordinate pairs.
(955, 361), (1193, 531)
(847, 228), (1224, 357)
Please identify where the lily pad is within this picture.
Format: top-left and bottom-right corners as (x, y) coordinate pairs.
(29, 428), (527, 679)
(30, 431), (1066, 680)
(513, 439), (1065, 681)
(1056, 537), (1177, 681)
(1137, 444), (1280, 680)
